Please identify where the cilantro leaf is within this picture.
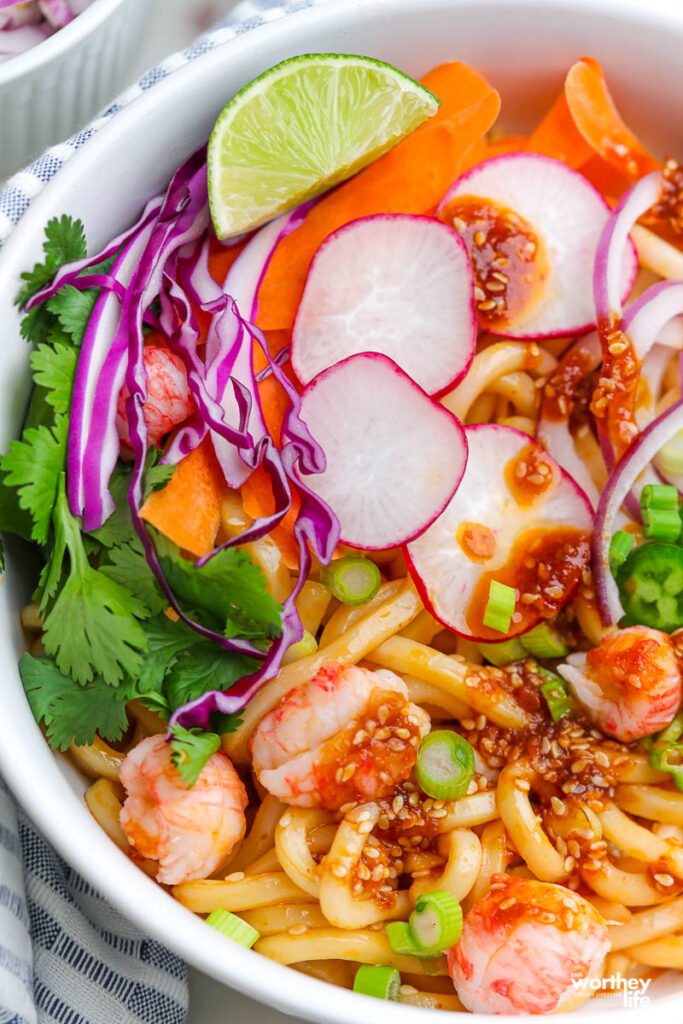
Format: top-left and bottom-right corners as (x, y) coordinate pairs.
(41, 478), (148, 686)
(16, 216), (87, 307)
(30, 341), (78, 415)
(156, 533), (283, 640)
(1, 415), (68, 545)
(164, 645), (257, 712)
(170, 724), (221, 788)
(19, 653), (133, 750)
(89, 449), (175, 550)
(46, 285), (99, 347)
(138, 614), (199, 693)
(100, 543), (167, 617)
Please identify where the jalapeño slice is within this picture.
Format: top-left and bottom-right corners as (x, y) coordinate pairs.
(617, 541), (683, 633)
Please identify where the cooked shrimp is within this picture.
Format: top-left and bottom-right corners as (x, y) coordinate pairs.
(119, 734), (247, 885)
(117, 344), (194, 447)
(558, 625), (682, 742)
(448, 874), (609, 1014)
(251, 664), (430, 810)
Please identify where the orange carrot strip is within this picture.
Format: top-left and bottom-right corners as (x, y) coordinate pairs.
(564, 58), (658, 182)
(241, 466), (300, 570)
(141, 436), (225, 558)
(527, 87), (594, 167)
(256, 62), (500, 331)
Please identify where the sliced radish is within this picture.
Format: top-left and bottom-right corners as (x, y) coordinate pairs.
(298, 353), (467, 549)
(291, 214), (476, 396)
(406, 423), (593, 642)
(437, 153), (638, 339)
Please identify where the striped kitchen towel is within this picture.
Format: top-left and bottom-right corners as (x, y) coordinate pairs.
(0, 1), (332, 1021)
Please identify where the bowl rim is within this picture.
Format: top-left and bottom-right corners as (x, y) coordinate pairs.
(1, 0), (683, 1021)
(0, 0), (142, 86)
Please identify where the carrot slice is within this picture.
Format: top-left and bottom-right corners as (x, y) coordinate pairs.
(564, 58), (658, 181)
(528, 58), (658, 189)
(141, 436), (225, 558)
(527, 89), (593, 167)
(241, 465), (300, 570)
(256, 62), (501, 331)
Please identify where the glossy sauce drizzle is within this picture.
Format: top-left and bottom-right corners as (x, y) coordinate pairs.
(466, 527), (591, 640)
(439, 194), (548, 330)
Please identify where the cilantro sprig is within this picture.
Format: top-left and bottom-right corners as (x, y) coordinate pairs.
(3, 215), (280, 787)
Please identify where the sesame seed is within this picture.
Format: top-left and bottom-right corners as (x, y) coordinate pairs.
(499, 897), (517, 910)
(279, 813), (292, 828)
(332, 863), (348, 878)
(551, 796), (566, 816)
(474, 230), (486, 247)
(655, 873), (675, 887)
(225, 872), (245, 882)
(564, 856), (575, 872)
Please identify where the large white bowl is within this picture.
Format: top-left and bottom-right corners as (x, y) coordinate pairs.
(0, 0), (151, 179)
(1, 1), (683, 1021)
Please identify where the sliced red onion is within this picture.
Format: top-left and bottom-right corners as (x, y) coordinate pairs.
(536, 331), (602, 509)
(594, 171), (662, 329)
(593, 399), (683, 625)
(623, 280), (683, 359)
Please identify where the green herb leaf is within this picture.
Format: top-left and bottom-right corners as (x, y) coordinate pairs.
(46, 285), (99, 347)
(19, 652), (134, 750)
(30, 341), (78, 415)
(156, 533), (283, 640)
(164, 645), (257, 712)
(1, 415), (68, 545)
(170, 724), (221, 788)
(100, 543), (167, 617)
(41, 478), (148, 686)
(17, 216), (87, 307)
(137, 614), (199, 693)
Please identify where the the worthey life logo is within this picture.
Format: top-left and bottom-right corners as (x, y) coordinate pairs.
(571, 972), (651, 1008)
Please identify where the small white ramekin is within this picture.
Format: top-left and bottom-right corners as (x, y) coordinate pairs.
(0, 0), (151, 179)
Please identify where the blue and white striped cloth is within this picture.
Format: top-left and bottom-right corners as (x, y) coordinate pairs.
(0, 1), (330, 1021)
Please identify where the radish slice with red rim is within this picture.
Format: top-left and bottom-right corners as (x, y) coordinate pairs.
(291, 214), (476, 395)
(406, 423), (593, 642)
(297, 353), (467, 549)
(437, 153), (638, 339)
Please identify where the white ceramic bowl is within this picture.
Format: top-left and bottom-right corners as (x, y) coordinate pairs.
(1, 1), (683, 1021)
(0, 0), (151, 179)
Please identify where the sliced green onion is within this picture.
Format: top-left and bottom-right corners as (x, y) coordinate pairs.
(656, 431), (683, 478)
(642, 508), (682, 542)
(282, 629), (318, 665)
(409, 890), (463, 953)
(649, 742), (683, 792)
(478, 638), (526, 666)
(520, 622), (568, 659)
(482, 580), (516, 634)
(320, 556), (381, 606)
(353, 964), (400, 1001)
(609, 530), (635, 576)
(416, 730), (475, 801)
(538, 668), (572, 722)
(640, 484), (679, 510)
(385, 921), (441, 960)
(206, 908), (259, 948)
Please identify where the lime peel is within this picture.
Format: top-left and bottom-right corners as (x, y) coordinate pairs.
(208, 53), (440, 239)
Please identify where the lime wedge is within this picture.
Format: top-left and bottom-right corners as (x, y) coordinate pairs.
(207, 53), (440, 239)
